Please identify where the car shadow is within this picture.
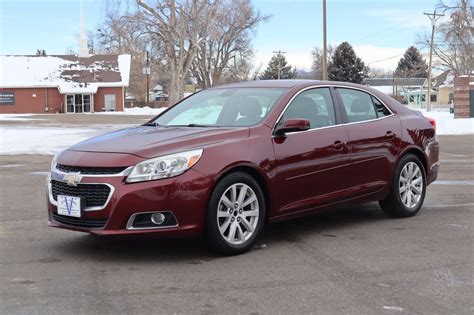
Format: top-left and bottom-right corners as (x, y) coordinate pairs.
(51, 202), (387, 263)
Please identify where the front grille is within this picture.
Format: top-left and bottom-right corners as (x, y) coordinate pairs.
(52, 213), (107, 229)
(51, 180), (111, 208)
(56, 164), (126, 175)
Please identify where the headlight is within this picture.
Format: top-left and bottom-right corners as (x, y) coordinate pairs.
(126, 149), (203, 183)
(51, 151), (60, 171)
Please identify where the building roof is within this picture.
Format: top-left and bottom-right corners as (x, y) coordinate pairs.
(432, 70), (458, 88)
(0, 54), (131, 93)
(363, 77), (426, 87)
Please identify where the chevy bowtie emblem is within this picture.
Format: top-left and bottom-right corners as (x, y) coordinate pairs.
(63, 172), (83, 186)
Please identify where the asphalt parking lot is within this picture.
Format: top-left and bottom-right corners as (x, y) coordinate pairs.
(0, 129), (473, 313)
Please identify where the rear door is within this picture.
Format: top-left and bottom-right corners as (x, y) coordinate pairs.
(272, 87), (351, 214)
(335, 87), (401, 195)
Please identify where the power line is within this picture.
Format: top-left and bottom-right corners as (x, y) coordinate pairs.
(367, 54), (404, 65)
(272, 50), (287, 80)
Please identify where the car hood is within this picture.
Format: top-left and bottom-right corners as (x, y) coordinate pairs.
(66, 125), (250, 159)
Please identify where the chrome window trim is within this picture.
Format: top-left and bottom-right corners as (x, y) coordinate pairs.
(52, 164), (133, 178)
(126, 211), (179, 230)
(272, 84), (395, 136)
(48, 180), (115, 212)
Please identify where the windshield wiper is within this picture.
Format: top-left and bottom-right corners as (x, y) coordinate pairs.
(187, 123), (219, 127)
(143, 122), (162, 127)
(170, 124), (220, 127)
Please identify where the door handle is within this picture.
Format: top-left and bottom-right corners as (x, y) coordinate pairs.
(333, 140), (344, 150)
(385, 131), (396, 138)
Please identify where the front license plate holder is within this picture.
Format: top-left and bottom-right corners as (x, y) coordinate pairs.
(57, 195), (84, 218)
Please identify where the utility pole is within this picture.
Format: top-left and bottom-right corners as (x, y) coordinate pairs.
(322, 0), (328, 80)
(143, 50), (151, 107)
(424, 10), (444, 112)
(272, 50), (286, 80)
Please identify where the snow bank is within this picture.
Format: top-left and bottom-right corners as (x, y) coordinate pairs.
(414, 109), (474, 135)
(0, 125), (130, 155)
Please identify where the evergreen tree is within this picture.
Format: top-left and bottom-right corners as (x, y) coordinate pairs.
(260, 53), (295, 80)
(395, 46), (428, 78)
(328, 42), (366, 83)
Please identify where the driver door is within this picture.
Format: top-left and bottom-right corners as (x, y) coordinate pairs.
(272, 87), (351, 214)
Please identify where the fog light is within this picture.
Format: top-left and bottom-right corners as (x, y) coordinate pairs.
(151, 212), (166, 225)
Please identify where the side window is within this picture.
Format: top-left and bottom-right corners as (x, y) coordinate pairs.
(337, 88), (377, 123)
(281, 88), (336, 129)
(371, 96), (391, 117)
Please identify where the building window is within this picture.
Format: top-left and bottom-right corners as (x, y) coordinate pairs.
(104, 94), (116, 111)
(66, 95), (74, 113)
(430, 94), (437, 102)
(65, 94), (92, 113)
(449, 93), (454, 102)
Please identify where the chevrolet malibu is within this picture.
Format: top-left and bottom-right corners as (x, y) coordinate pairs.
(47, 80), (439, 255)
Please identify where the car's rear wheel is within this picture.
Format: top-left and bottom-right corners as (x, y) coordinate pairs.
(379, 154), (427, 218)
(206, 172), (265, 255)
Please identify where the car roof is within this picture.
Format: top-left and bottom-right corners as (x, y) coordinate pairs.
(206, 79), (409, 115)
(209, 79), (373, 90)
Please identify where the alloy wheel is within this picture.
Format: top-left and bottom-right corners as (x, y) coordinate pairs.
(399, 162), (423, 208)
(217, 183), (259, 245)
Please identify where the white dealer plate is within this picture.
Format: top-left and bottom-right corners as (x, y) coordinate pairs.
(57, 195), (82, 218)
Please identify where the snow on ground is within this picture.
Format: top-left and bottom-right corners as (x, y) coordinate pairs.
(0, 114), (44, 121)
(0, 125), (132, 155)
(97, 107), (167, 115)
(412, 108), (474, 135)
(0, 107), (166, 120)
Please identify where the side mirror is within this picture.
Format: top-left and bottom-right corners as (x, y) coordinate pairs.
(274, 118), (310, 136)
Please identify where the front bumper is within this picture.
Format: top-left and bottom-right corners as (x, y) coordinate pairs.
(47, 169), (213, 237)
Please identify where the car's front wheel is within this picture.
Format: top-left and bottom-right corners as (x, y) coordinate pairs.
(206, 172), (265, 255)
(379, 154), (427, 218)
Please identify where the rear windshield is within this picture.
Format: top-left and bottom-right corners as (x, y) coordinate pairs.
(152, 88), (287, 127)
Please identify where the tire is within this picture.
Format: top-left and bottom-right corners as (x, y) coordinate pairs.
(206, 172), (266, 255)
(379, 154), (427, 218)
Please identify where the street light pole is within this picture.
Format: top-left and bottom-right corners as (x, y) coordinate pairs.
(424, 10), (444, 112)
(322, 0), (328, 80)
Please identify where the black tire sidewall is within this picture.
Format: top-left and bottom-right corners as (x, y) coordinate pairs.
(206, 172), (266, 255)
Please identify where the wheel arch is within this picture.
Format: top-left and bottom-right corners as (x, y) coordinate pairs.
(213, 163), (271, 221)
(399, 146), (428, 173)
(382, 146), (428, 200)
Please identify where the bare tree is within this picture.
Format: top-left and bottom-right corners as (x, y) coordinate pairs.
(137, 0), (218, 104)
(191, 0), (268, 88)
(367, 67), (394, 78)
(312, 45), (334, 79)
(419, 0), (473, 76)
(94, 10), (166, 102)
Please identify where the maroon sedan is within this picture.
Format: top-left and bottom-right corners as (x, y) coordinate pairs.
(47, 80), (439, 255)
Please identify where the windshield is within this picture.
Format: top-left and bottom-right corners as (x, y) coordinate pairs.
(152, 87), (287, 127)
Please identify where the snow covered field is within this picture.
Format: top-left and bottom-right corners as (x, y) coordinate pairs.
(0, 125), (133, 155)
(413, 109), (474, 135)
(0, 107), (472, 155)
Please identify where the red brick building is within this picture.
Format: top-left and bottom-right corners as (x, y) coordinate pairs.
(453, 75), (474, 118)
(0, 54), (131, 113)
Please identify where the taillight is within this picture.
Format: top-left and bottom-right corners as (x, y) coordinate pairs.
(427, 117), (436, 131)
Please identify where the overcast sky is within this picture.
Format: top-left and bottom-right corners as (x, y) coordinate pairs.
(0, 0), (445, 71)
